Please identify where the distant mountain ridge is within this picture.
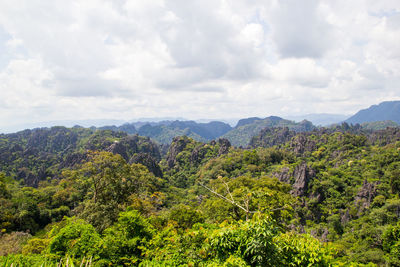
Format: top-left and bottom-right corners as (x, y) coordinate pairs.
(222, 116), (316, 147)
(95, 117), (315, 146)
(3, 100), (400, 146)
(286, 113), (349, 126)
(235, 117), (262, 128)
(345, 101), (400, 124)
(98, 120), (233, 144)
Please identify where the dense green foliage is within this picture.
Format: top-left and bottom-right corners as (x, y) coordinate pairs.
(1, 125), (400, 266)
(361, 120), (398, 130)
(0, 127), (161, 187)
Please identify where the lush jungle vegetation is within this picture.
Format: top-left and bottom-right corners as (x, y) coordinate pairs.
(1, 124), (400, 266)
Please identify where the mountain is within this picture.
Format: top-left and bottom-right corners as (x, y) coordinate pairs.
(361, 120), (398, 130)
(97, 120), (233, 144)
(286, 113), (349, 126)
(249, 127), (298, 148)
(137, 124), (206, 144)
(345, 100), (400, 124)
(0, 127), (161, 187)
(0, 119), (127, 134)
(235, 117), (262, 128)
(98, 123), (137, 134)
(166, 121), (232, 140)
(221, 116), (315, 147)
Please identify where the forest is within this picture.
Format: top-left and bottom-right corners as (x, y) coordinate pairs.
(0, 123), (400, 266)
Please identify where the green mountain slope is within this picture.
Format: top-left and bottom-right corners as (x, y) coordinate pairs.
(346, 100), (400, 124)
(2, 124), (400, 265)
(222, 116), (315, 147)
(138, 124), (206, 144)
(0, 127), (161, 187)
(361, 120), (398, 130)
(97, 120), (232, 144)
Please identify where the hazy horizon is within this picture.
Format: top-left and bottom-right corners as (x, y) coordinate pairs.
(0, 112), (354, 134)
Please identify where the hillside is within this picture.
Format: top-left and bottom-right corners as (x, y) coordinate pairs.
(0, 127), (161, 187)
(1, 126), (400, 265)
(98, 120), (232, 144)
(222, 116), (315, 147)
(286, 113), (348, 126)
(7, 101), (400, 147)
(137, 124), (206, 144)
(361, 120), (398, 130)
(345, 100), (400, 124)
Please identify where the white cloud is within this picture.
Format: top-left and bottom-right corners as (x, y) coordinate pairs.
(270, 58), (331, 88)
(267, 0), (335, 58)
(0, 0), (399, 130)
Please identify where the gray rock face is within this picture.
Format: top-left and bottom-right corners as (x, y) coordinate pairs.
(273, 162), (316, 197)
(367, 127), (400, 146)
(129, 152), (163, 177)
(190, 144), (207, 164)
(274, 167), (291, 183)
(341, 209), (350, 225)
(217, 138), (231, 155)
(105, 135), (161, 162)
(291, 162), (316, 197)
(355, 179), (380, 213)
(60, 152), (88, 169)
(290, 135), (316, 155)
(250, 127), (296, 148)
(25, 172), (38, 188)
(166, 136), (191, 168)
(106, 141), (128, 161)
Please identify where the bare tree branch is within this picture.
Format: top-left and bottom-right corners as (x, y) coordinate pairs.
(223, 181), (234, 203)
(198, 180), (287, 220)
(198, 182), (256, 217)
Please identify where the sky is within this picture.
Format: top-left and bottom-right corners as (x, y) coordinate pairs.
(0, 0), (400, 131)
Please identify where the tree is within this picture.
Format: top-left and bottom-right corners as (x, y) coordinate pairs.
(47, 217), (101, 258)
(383, 222), (400, 266)
(199, 175), (293, 222)
(64, 151), (159, 231)
(98, 210), (154, 265)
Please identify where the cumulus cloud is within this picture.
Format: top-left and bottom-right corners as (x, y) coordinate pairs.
(267, 0), (335, 58)
(270, 58), (331, 88)
(0, 0), (399, 130)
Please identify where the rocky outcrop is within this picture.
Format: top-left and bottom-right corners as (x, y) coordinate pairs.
(355, 179), (380, 214)
(341, 209), (351, 225)
(217, 138), (231, 155)
(129, 152), (163, 177)
(106, 141), (129, 161)
(0, 127), (163, 187)
(166, 136), (191, 168)
(273, 167), (291, 183)
(290, 135), (316, 155)
(273, 163), (316, 197)
(105, 135), (161, 162)
(367, 127), (400, 146)
(290, 162), (316, 197)
(16, 169), (39, 188)
(123, 135), (161, 161)
(26, 127), (79, 153)
(250, 127), (296, 148)
(190, 144), (207, 164)
(309, 189), (325, 204)
(320, 228), (329, 242)
(60, 152), (88, 169)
